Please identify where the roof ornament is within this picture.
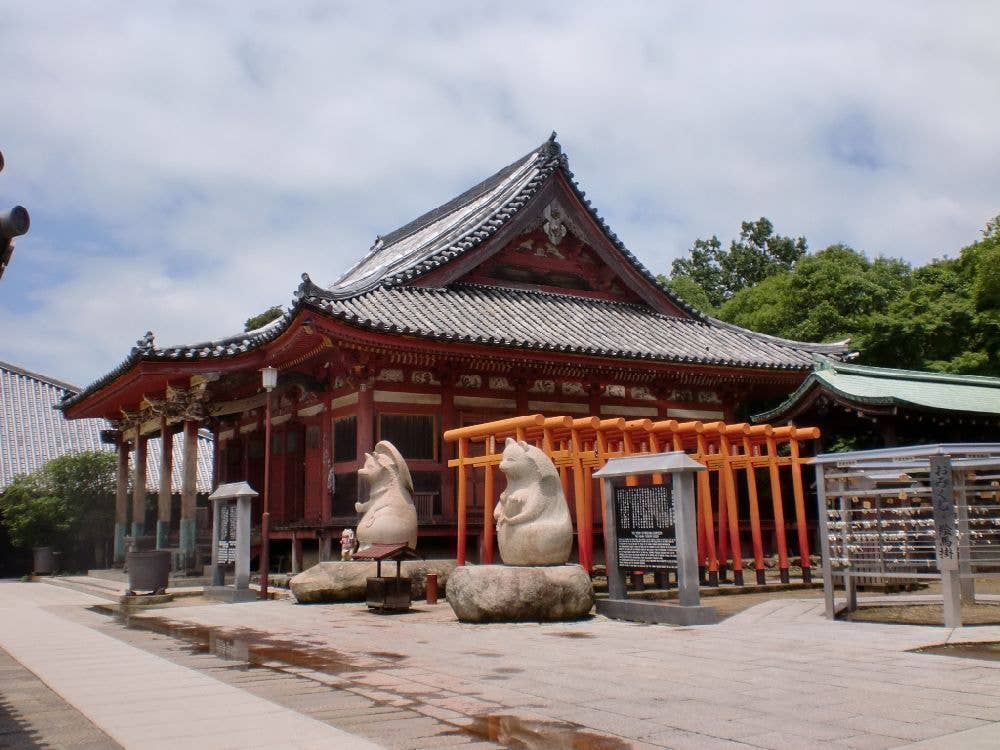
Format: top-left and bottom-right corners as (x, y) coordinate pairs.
(543, 131), (561, 157)
(542, 202), (568, 246)
(131, 331), (155, 356)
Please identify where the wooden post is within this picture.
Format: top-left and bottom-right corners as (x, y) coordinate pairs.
(719, 432), (745, 586)
(156, 415), (173, 550)
(440, 373), (456, 521)
(456, 437), (468, 565)
(291, 532), (303, 574)
(319, 395), (333, 561)
(357, 383), (375, 458)
(716, 464), (731, 582)
(696, 432), (718, 585)
(570, 427), (592, 572)
(114, 439), (130, 564)
(131, 434), (148, 537)
(743, 433), (766, 585)
(179, 419), (199, 572)
(789, 433), (812, 583)
(766, 433), (791, 584)
(483, 460), (495, 564)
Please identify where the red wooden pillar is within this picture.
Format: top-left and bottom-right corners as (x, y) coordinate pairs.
(356, 383), (375, 460)
(696, 433), (719, 585)
(156, 415), (173, 550)
(766, 433), (791, 584)
(719, 430), (745, 586)
(131, 434), (148, 537)
(439, 373), (457, 521)
(179, 419), (199, 571)
(789, 434), (812, 583)
(482, 461), (495, 564)
(114, 438), (130, 564)
(319, 394), (333, 561)
(456, 437), (468, 565)
(742, 433), (766, 585)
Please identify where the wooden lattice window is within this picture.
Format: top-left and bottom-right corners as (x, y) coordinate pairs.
(333, 416), (357, 463)
(378, 413), (437, 461)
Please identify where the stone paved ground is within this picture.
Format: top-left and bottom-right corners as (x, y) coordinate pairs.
(6, 579), (1000, 749)
(0, 647), (121, 750)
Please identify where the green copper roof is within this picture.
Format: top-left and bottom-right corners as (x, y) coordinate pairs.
(752, 357), (1000, 424)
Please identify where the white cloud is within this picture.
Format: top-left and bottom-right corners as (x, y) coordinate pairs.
(1, 1), (998, 385)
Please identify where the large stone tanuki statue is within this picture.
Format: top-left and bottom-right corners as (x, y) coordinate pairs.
(447, 437), (592, 622)
(494, 438), (574, 566)
(355, 441), (418, 550)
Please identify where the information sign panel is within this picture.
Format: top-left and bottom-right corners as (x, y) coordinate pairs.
(614, 484), (676, 569)
(929, 455), (958, 571)
(217, 501), (237, 564)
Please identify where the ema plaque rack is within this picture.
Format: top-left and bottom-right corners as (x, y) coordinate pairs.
(814, 444), (1000, 627)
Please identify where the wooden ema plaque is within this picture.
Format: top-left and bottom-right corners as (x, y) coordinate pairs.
(614, 484), (676, 570)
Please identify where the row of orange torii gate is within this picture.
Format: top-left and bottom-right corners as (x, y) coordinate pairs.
(443, 414), (820, 586)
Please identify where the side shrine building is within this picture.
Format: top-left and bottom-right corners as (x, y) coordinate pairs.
(60, 135), (847, 569)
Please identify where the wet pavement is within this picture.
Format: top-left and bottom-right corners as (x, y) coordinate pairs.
(7, 579), (1000, 748)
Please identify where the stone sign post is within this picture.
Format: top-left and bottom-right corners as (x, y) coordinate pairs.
(594, 452), (716, 625)
(205, 481), (258, 603)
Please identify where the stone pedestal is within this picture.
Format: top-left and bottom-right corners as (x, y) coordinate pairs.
(446, 564), (594, 623)
(289, 560), (456, 603)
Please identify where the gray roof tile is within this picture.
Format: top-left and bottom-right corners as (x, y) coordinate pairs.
(2, 360), (212, 491)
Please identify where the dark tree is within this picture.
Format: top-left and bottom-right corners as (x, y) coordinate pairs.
(670, 218), (806, 308)
(244, 305), (284, 332)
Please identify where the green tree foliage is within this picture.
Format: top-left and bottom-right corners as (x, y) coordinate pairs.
(718, 245), (910, 344)
(670, 218), (807, 308)
(0, 474), (70, 550)
(863, 228), (1000, 375)
(0, 451), (116, 564)
(659, 273), (715, 313)
(667, 214), (999, 378)
(244, 305), (284, 332)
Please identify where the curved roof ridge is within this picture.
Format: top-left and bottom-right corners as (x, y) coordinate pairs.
(328, 134), (563, 296)
(704, 314), (850, 355)
(819, 357), (1000, 386)
(0, 359), (80, 393)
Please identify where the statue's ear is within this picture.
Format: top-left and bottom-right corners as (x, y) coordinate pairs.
(518, 440), (529, 450)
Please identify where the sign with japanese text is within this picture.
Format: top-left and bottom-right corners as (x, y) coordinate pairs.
(929, 455), (958, 571)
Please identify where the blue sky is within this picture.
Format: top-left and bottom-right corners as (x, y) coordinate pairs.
(1, 2), (998, 387)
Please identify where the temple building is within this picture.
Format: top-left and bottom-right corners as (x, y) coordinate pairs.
(1, 359), (212, 569)
(60, 135), (847, 570)
(753, 356), (1000, 448)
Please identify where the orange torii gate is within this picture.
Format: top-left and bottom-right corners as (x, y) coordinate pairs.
(443, 414), (820, 585)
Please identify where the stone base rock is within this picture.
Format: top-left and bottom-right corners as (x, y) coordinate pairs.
(446, 564), (594, 623)
(290, 560), (456, 604)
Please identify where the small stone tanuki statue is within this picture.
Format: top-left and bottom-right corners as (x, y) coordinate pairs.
(355, 441), (418, 550)
(494, 438), (574, 566)
(340, 528), (357, 561)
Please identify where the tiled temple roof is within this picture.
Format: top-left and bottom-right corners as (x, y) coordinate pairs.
(2, 360), (212, 491)
(62, 135), (848, 410)
(1, 361), (106, 489)
(752, 357), (1000, 423)
(303, 283), (844, 369)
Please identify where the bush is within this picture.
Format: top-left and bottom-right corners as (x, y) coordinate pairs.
(0, 451), (116, 569)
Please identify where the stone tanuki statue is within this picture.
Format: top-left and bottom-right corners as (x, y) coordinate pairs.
(355, 440), (418, 550)
(495, 437), (574, 565)
(340, 528), (357, 560)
